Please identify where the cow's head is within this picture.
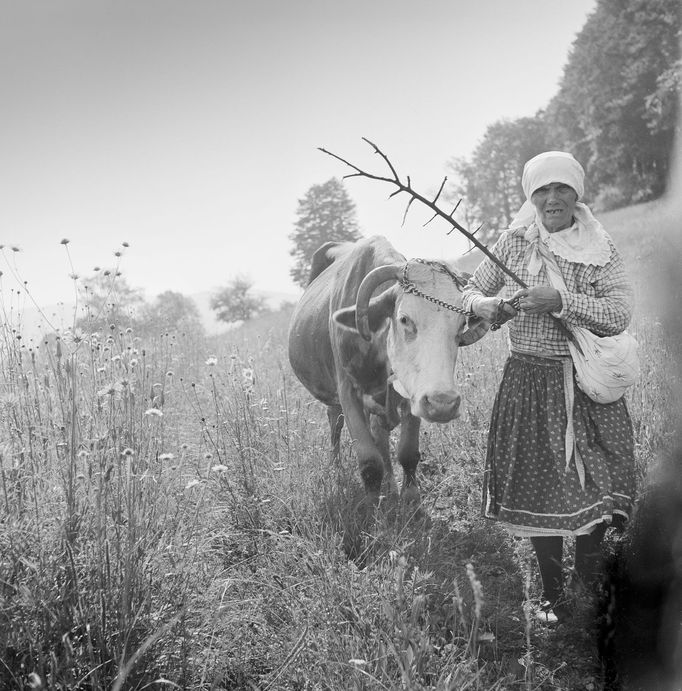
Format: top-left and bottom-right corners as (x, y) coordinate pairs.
(333, 260), (488, 423)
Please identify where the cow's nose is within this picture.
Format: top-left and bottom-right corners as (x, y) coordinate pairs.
(420, 392), (461, 422)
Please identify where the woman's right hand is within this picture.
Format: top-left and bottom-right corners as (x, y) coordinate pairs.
(472, 297), (518, 324)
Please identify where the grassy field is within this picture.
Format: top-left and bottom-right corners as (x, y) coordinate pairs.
(0, 199), (678, 690)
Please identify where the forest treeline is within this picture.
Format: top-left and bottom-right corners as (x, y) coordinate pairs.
(450, 0), (680, 239)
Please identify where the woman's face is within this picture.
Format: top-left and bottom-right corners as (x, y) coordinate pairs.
(530, 182), (578, 232)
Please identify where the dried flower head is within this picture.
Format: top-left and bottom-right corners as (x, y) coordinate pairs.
(60, 238), (70, 245)
(121, 448), (134, 457)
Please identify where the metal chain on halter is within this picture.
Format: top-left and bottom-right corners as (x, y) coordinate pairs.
(399, 259), (474, 317)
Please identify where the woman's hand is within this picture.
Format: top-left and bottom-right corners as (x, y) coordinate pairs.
(472, 297), (518, 323)
(511, 287), (562, 314)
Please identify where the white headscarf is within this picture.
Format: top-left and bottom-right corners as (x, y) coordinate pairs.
(510, 151), (611, 270)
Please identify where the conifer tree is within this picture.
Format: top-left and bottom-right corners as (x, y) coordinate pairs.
(289, 178), (361, 288)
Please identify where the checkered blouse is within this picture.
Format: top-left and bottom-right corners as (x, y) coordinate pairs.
(462, 227), (634, 357)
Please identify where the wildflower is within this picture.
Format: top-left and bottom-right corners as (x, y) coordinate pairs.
(125, 327), (133, 334)
(114, 250), (122, 257)
(111, 355), (121, 363)
(27, 672), (43, 689)
(144, 408), (163, 417)
(121, 448), (134, 457)
(180, 443), (189, 451)
(185, 479), (201, 489)
(77, 449), (90, 459)
(11, 246), (20, 252)
(93, 266), (101, 271)
(203, 452), (213, 460)
(242, 367), (255, 392)
(122, 241), (129, 247)
(211, 464), (228, 472)
(159, 453), (174, 461)
(69, 273), (79, 280)
(130, 358), (138, 367)
(205, 357), (218, 367)
(349, 659), (367, 666)
(60, 238), (70, 245)
(97, 381), (123, 398)
(166, 370), (174, 377)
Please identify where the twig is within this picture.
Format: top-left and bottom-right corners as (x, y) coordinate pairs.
(319, 137), (528, 288)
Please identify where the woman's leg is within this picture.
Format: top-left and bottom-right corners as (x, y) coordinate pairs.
(531, 536), (564, 604)
(575, 521), (608, 591)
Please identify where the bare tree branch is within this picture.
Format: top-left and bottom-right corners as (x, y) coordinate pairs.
(318, 138), (527, 288)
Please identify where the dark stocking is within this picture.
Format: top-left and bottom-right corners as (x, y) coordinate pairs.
(531, 536), (564, 605)
(575, 522), (608, 590)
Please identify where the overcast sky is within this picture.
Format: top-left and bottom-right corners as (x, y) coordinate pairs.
(1, 0), (597, 309)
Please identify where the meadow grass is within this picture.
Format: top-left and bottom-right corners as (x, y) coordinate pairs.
(0, 201), (676, 689)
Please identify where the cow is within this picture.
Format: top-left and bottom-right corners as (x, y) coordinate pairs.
(287, 235), (488, 505)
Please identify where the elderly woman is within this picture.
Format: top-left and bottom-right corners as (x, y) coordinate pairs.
(463, 151), (636, 624)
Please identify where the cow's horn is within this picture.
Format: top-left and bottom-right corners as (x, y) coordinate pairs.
(355, 264), (402, 340)
(459, 316), (490, 346)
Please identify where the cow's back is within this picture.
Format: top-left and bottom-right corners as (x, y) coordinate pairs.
(287, 236), (403, 406)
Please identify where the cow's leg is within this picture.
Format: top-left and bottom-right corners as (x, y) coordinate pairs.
(397, 404), (421, 505)
(327, 404), (344, 464)
(338, 380), (384, 499)
(370, 414), (398, 495)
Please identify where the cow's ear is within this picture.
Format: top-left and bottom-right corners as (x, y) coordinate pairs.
(333, 288), (396, 337)
(332, 305), (358, 331)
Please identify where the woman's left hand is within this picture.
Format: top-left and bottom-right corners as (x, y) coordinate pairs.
(511, 287), (562, 314)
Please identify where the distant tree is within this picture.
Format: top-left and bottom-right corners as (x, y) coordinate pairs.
(210, 276), (266, 324)
(289, 177), (362, 288)
(139, 290), (205, 336)
(448, 117), (548, 239)
(77, 272), (146, 331)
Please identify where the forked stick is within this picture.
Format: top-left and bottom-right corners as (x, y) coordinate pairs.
(319, 137), (528, 288)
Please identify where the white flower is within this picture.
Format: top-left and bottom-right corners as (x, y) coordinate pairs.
(144, 408), (163, 417)
(211, 464), (229, 473)
(205, 357), (218, 367)
(185, 479), (201, 489)
(158, 453), (174, 461)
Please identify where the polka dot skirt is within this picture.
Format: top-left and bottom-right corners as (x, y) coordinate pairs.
(483, 352), (635, 536)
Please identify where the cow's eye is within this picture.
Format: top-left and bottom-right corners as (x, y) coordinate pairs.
(397, 314), (416, 338)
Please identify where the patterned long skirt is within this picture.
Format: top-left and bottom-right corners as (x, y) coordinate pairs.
(483, 352), (636, 537)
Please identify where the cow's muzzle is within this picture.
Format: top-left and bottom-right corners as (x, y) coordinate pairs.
(417, 391), (461, 422)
